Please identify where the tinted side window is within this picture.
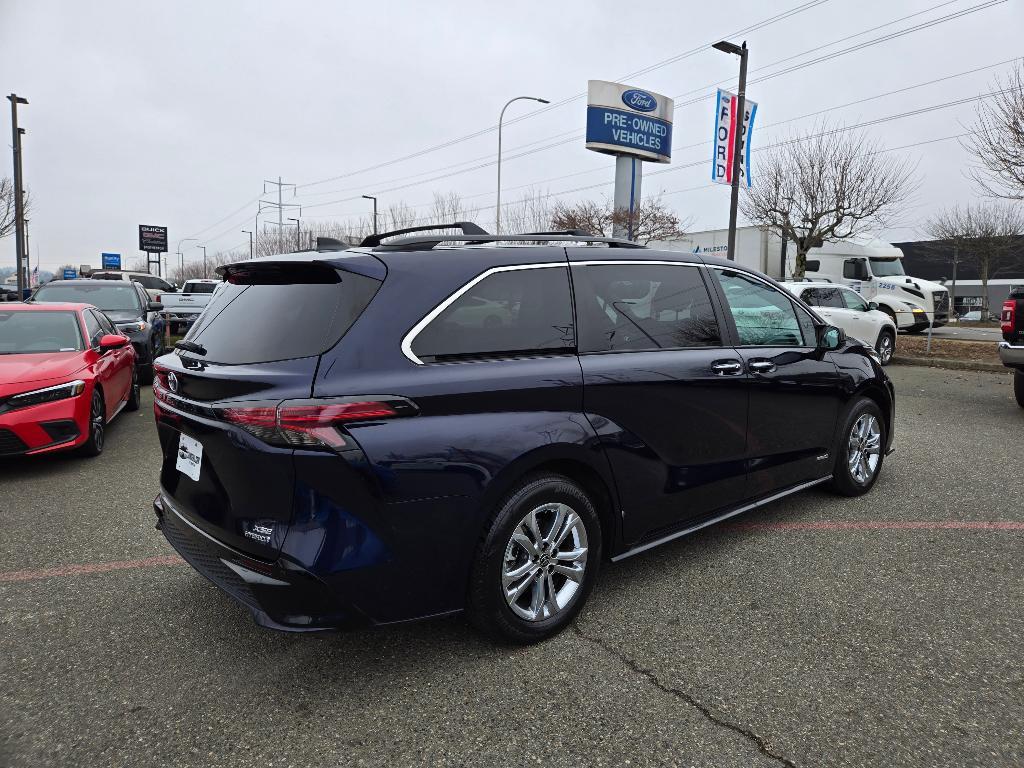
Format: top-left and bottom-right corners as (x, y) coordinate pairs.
(83, 310), (102, 346)
(411, 267), (574, 362)
(805, 260), (820, 272)
(803, 287), (844, 308)
(842, 289), (868, 312)
(714, 270), (808, 347)
(572, 263), (721, 353)
(185, 270), (381, 365)
(91, 309), (116, 335)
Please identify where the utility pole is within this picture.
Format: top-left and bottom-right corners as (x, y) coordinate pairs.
(8, 94), (28, 297)
(242, 230), (253, 258)
(712, 41), (748, 261)
(262, 178), (297, 255)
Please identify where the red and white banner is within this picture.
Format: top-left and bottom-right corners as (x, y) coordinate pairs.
(711, 89), (757, 187)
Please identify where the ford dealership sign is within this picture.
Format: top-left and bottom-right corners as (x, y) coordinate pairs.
(586, 80), (674, 163)
(621, 89), (657, 112)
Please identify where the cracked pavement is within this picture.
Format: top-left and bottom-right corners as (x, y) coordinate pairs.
(2, 365), (1022, 767)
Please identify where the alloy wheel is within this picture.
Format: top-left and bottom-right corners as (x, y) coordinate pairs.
(847, 413), (881, 485)
(502, 502), (588, 622)
(90, 392), (105, 452)
(878, 333), (894, 364)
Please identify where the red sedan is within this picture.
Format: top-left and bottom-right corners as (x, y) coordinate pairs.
(0, 303), (139, 457)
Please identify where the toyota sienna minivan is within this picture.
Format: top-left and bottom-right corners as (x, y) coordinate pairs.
(152, 225), (895, 643)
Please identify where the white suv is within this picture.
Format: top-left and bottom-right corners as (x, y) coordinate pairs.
(90, 270), (176, 300)
(785, 282), (898, 365)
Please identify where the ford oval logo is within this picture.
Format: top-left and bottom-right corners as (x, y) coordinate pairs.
(622, 89), (657, 112)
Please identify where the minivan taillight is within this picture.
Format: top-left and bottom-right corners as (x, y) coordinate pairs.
(1002, 300), (1016, 334)
(220, 398), (414, 450)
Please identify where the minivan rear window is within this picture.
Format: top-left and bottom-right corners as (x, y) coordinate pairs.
(182, 269), (380, 364)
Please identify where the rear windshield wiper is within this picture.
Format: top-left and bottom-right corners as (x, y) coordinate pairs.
(174, 340), (207, 356)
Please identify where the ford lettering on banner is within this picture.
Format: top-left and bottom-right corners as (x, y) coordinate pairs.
(586, 80), (674, 164)
(621, 89), (658, 112)
(711, 88), (757, 187)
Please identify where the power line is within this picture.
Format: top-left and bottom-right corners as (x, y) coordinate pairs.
(290, 1), (1008, 213)
(188, 0), (1009, 247)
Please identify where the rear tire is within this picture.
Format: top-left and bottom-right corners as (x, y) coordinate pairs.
(829, 397), (885, 497)
(1014, 370), (1024, 408)
(78, 388), (105, 457)
(875, 329), (895, 366)
(467, 474), (602, 644)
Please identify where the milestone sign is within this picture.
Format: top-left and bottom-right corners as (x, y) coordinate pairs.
(585, 80), (674, 164)
(139, 224), (168, 253)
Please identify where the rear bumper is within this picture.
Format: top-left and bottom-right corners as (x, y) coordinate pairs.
(154, 492), (368, 631)
(998, 342), (1024, 370)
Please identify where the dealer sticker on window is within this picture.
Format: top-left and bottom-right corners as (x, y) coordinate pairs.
(176, 433), (203, 481)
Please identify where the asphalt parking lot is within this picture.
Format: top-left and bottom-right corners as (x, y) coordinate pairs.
(2, 365), (1022, 768)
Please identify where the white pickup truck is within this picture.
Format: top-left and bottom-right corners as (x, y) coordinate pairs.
(158, 279), (220, 333)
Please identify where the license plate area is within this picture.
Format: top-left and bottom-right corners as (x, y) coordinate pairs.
(176, 433), (203, 481)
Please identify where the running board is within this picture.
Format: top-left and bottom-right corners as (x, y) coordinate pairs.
(611, 476), (831, 562)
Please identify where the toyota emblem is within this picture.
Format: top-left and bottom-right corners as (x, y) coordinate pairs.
(167, 371), (179, 393)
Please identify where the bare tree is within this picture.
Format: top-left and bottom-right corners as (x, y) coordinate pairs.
(170, 248), (245, 282)
(384, 201), (417, 231)
(964, 62), (1024, 201)
(499, 189), (555, 234)
(551, 194), (690, 244)
(926, 202), (1024, 317)
(742, 125), (917, 279)
(0, 177), (32, 240)
(430, 191), (468, 223)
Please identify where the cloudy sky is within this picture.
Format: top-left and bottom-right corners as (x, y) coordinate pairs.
(2, 0), (1021, 273)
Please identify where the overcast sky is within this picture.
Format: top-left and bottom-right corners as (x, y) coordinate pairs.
(2, 0), (1021, 273)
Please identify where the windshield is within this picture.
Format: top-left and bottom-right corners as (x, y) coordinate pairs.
(34, 282), (142, 312)
(869, 258), (906, 277)
(184, 282), (218, 294)
(0, 310), (84, 354)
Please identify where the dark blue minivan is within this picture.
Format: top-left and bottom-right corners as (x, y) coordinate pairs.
(153, 227), (894, 642)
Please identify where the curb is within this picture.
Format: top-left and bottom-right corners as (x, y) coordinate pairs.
(890, 355), (1007, 373)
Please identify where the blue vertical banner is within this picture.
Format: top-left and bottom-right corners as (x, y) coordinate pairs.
(711, 89), (757, 187)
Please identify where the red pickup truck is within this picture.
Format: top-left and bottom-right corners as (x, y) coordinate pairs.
(999, 284), (1024, 407)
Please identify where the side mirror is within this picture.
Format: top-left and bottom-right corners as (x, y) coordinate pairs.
(99, 334), (129, 352)
(868, 301), (879, 311)
(818, 325), (845, 351)
(148, 302), (164, 312)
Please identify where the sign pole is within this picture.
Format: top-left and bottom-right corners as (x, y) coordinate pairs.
(8, 94), (28, 297)
(612, 156), (643, 240)
(725, 43), (748, 261)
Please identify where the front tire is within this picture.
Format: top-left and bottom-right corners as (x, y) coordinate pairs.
(830, 397), (885, 497)
(875, 328), (895, 366)
(467, 474), (602, 644)
(1014, 370), (1024, 408)
(78, 388), (106, 457)
(126, 367), (141, 411)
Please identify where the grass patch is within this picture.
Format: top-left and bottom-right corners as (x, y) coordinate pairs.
(897, 335), (1001, 363)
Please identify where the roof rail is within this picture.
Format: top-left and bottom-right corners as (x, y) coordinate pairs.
(358, 222), (489, 249)
(373, 234), (645, 252)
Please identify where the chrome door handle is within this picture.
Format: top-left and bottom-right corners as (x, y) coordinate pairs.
(711, 360), (743, 375)
(748, 360), (776, 374)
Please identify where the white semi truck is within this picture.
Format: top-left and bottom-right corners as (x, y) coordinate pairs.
(653, 226), (950, 332)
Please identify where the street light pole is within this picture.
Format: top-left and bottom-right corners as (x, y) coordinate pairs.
(287, 218), (301, 252)
(199, 246), (207, 278)
(242, 230), (253, 258)
(176, 237), (197, 280)
(712, 40), (748, 262)
(8, 94), (28, 296)
(361, 195), (378, 235)
(496, 95), (549, 234)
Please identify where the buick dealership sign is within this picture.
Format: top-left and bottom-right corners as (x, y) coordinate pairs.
(585, 80), (674, 164)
